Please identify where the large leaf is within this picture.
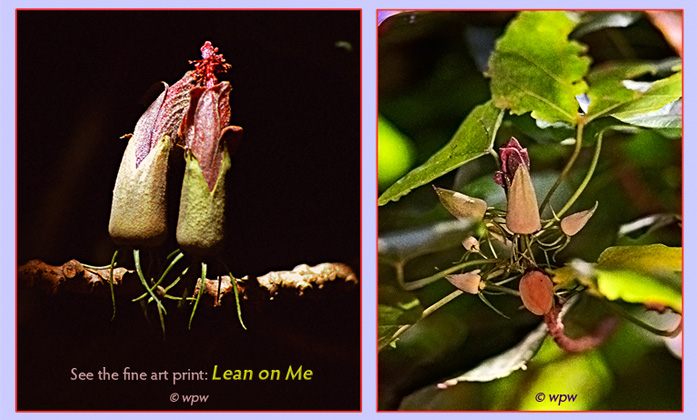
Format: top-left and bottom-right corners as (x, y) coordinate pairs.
(488, 11), (590, 124)
(610, 71), (682, 120)
(595, 269), (682, 313)
(437, 323), (548, 386)
(616, 99), (681, 128)
(597, 244), (682, 278)
(585, 60), (682, 122)
(378, 101), (503, 205)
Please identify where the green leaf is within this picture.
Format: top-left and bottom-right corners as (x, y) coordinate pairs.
(615, 99), (681, 129)
(595, 268), (682, 313)
(438, 323), (548, 385)
(488, 11), (590, 124)
(611, 71), (682, 120)
(597, 244), (682, 279)
(378, 101), (503, 205)
(571, 11), (643, 38)
(585, 60), (682, 122)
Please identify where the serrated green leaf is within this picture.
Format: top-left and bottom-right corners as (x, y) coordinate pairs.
(595, 269), (682, 313)
(597, 244), (682, 279)
(378, 101), (503, 205)
(488, 11), (590, 124)
(585, 61), (682, 122)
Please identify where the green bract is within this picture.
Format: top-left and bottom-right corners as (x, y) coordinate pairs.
(176, 143), (232, 256)
(108, 132), (172, 247)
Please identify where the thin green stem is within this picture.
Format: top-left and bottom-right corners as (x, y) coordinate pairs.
(403, 259), (495, 291)
(222, 260), (248, 331)
(108, 249), (118, 321)
(556, 133), (603, 218)
(539, 122), (585, 214)
(189, 262), (207, 330)
(134, 251), (185, 302)
(133, 249), (166, 338)
(381, 289), (465, 350)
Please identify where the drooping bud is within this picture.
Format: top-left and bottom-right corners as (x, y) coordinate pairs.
(176, 42), (242, 256)
(519, 270), (554, 316)
(433, 186), (487, 223)
(446, 270), (482, 294)
(506, 166), (541, 234)
(494, 137), (530, 189)
(561, 202), (598, 236)
(462, 236), (480, 252)
(109, 83), (176, 247)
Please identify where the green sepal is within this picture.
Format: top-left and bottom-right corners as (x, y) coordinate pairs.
(176, 144), (232, 256)
(108, 136), (172, 247)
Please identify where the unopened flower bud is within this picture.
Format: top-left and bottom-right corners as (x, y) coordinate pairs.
(108, 83), (177, 248)
(494, 137), (530, 189)
(561, 202), (598, 236)
(433, 186), (487, 222)
(506, 166), (541, 234)
(446, 270), (482, 294)
(462, 236), (480, 252)
(176, 42), (242, 256)
(519, 270), (554, 316)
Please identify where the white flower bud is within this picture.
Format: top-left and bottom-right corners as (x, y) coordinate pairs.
(445, 270), (482, 294)
(433, 186), (487, 222)
(561, 202), (598, 236)
(462, 236), (480, 252)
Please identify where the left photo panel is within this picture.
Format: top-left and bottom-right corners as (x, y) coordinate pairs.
(17, 9), (361, 411)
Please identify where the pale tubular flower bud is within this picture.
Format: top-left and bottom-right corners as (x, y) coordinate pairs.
(433, 186), (487, 223)
(109, 85), (172, 248)
(446, 270), (482, 294)
(462, 236), (480, 252)
(561, 202), (598, 236)
(519, 270), (554, 316)
(176, 139), (234, 257)
(506, 166), (541, 234)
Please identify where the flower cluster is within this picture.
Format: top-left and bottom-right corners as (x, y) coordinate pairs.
(434, 137), (597, 318)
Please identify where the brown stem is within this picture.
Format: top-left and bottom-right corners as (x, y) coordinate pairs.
(543, 304), (618, 353)
(18, 259), (358, 307)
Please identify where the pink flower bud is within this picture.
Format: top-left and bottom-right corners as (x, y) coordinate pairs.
(446, 270), (482, 294)
(433, 186), (487, 222)
(519, 270), (554, 316)
(560, 202), (598, 236)
(506, 166), (541, 234)
(494, 137), (530, 189)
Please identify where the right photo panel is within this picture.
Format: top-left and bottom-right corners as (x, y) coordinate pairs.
(378, 10), (682, 411)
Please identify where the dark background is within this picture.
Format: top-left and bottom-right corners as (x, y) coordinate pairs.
(17, 10), (360, 411)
